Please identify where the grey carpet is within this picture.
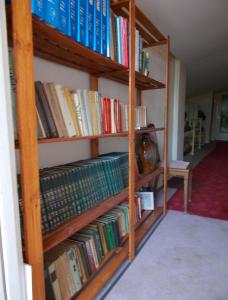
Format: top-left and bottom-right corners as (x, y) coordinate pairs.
(104, 211), (228, 300)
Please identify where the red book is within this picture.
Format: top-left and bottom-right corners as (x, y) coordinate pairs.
(106, 98), (111, 133)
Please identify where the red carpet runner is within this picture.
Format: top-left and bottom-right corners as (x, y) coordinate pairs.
(168, 143), (228, 220)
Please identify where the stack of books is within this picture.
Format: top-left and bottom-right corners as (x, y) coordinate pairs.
(45, 201), (141, 299)
(110, 12), (150, 74)
(31, 0), (111, 57)
(35, 81), (129, 139)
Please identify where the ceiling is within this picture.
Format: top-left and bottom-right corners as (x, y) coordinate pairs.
(136, 0), (228, 97)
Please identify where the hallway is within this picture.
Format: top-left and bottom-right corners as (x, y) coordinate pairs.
(168, 142), (228, 220)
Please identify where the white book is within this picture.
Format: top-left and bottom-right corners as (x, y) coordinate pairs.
(82, 89), (93, 136)
(66, 248), (82, 292)
(96, 92), (103, 134)
(54, 84), (76, 137)
(48, 262), (63, 300)
(110, 98), (116, 133)
(136, 192), (154, 210)
(77, 90), (89, 136)
(72, 92), (84, 136)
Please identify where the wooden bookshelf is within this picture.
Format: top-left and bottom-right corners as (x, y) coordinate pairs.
(9, 0), (170, 299)
(43, 168), (162, 252)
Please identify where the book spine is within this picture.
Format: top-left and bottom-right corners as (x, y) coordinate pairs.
(117, 16), (122, 64)
(106, 0), (111, 58)
(66, 248), (82, 292)
(69, 0), (78, 39)
(101, 0), (110, 57)
(77, 0), (88, 46)
(95, 0), (102, 53)
(59, 0), (69, 35)
(88, 0), (96, 50)
(31, 0), (45, 20)
(45, 0), (59, 29)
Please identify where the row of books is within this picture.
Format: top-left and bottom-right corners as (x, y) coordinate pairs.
(35, 81), (129, 139)
(110, 13), (150, 75)
(30, 0), (111, 57)
(45, 201), (141, 299)
(19, 152), (129, 234)
(29, 1), (151, 71)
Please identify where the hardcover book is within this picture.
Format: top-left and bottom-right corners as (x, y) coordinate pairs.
(95, 0), (102, 53)
(77, 0), (88, 45)
(59, 0), (69, 35)
(45, 0), (59, 29)
(88, 0), (96, 50)
(31, 0), (45, 19)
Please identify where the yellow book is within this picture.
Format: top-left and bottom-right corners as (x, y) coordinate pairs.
(63, 87), (81, 136)
(88, 91), (99, 135)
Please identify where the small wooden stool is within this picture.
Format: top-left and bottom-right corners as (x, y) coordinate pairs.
(160, 161), (193, 212)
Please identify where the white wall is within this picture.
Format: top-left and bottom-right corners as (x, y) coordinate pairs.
(169, 59), (186, 160)
(212, 90), (228, 141)
(186, 92), (213, 143)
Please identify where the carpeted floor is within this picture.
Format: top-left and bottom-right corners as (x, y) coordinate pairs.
(104, 211), (228, 300)
(168, 142), (228, 220)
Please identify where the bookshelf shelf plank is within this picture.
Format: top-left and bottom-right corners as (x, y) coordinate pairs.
(75, 207), (163, 300)
(15, 128), (164, 148)
(43, 168), (162, 253)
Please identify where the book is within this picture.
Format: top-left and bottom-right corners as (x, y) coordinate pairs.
(64, 87), (81, 136)
(95, 0), (102, 53)
(88, 0), (96, 50)
(65, 246), (83, 292)
(47, 82), (68, 137)
(54, 84), (76, 137)
(48, 262), (63, 300)
(31, 0), (45, 19)
(77, 0), (88, 46)
(45, 0), (59, 29)
(35, 81), (58, 138)
(69, 0), (79, 39)
(59, 0), (69, 35)
(42, 82), (64, 137)
(101, 0), (110, 57)
(54, 254), (75, 299)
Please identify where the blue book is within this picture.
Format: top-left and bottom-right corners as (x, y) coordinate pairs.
(101, 0), (110, 57)
(77, 0), (88, 46)
(69, 0), (79, 39)
(45, 0), (59, 29)
(31, 0), (45, 19)
(59, 0), (69, 35)
(88, 0), (96, 49)
(95, 0), (102, 53)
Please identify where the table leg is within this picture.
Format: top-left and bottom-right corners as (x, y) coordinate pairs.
(188, 170), (192, 202)
(184, 174), (188, 212)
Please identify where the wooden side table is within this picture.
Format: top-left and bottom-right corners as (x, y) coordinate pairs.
(160, 161), (193, 212)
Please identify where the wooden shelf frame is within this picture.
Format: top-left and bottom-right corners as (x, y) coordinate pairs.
(9, 0), (170, 299)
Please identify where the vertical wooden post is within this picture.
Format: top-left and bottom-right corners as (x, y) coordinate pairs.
(128, 0), (136, 261)
(163, 36), (170, 215)
(11, 1), (45, 299)
(137, 89), (142, 106)
(90, 75), (99, 157)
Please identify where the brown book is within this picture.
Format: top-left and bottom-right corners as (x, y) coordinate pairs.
(42, 82), (64, 137)
(35, 81), (58, 138)
(47, 82), (68, 137)
(35, 85), (51, 138)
